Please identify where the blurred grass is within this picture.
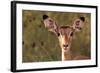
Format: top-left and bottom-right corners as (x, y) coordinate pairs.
(22, 10), (91, 63)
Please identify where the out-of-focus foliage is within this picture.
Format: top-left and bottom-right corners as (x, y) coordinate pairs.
(22, 10), (91, 63)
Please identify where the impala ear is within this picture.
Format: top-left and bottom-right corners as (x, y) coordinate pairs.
(43, 15), (59, 35)
(73, 17), (85, 32)
(43, 15), (49, 20)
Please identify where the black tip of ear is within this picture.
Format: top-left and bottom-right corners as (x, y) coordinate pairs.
(43, 15), (49, 20)
(80, 17), (85, 22)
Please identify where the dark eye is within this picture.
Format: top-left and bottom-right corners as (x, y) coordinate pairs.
(57, 33), (60, 36)
(70, 32), (73, 36)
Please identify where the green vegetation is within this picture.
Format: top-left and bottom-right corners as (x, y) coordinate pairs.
(22, 10), (91, 63)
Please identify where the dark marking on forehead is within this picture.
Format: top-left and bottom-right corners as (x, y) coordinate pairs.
(60, 26), (73, 30)
(60, 26), (71, 29)
(59, 26), (74, 35)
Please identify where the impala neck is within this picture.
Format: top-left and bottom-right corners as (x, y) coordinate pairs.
(61, 49), (72, 61)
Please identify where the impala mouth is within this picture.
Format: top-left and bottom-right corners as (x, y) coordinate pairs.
(62, 47), (70, 52)
(63, 46), (70, 50)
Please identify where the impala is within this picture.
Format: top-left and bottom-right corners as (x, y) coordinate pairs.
(43, 15), (89, 61)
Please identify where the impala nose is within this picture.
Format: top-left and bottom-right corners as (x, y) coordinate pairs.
(63, 44), (68, 48)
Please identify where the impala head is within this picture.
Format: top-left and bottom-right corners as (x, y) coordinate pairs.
(57, 26), (74, 51)
(43, 15), (85, 51)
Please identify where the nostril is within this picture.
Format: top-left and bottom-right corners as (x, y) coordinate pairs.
(63, 45), (68, 47)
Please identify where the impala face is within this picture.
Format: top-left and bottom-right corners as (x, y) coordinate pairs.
(43, 14), (85, 51)
(57, 26), (74, 51)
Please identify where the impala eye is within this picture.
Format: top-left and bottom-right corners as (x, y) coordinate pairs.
(57, 33), (60, 36)
(70, 32), (73, 36)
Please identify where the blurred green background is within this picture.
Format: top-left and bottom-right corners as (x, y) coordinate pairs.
(22, 10), (91, 63)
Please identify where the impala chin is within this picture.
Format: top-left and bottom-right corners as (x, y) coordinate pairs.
(62, 47), (70, 52)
